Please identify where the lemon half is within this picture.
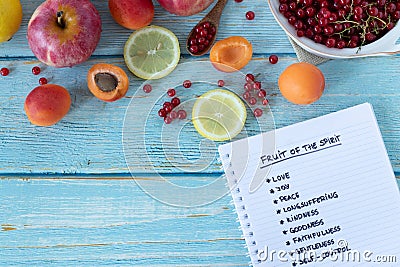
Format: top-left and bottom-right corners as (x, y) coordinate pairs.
(124, 25), (180, 80)
(0, 0), (23, 43)
(192, 89), (247, 141)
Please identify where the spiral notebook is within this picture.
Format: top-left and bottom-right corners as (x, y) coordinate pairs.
(219, 103), (400, 266)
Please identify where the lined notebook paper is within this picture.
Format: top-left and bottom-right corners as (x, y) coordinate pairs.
(219, 103), (400, 266)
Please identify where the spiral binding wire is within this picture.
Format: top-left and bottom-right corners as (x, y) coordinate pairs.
(223, 152), (259, 266)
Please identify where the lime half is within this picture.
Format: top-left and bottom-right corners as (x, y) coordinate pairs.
(192, 89), (247, 141)
(124, 25), (180, 80)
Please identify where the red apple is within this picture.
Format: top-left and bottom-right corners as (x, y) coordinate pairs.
(27, 0), (102, 68)
(157, 0), (215, 16)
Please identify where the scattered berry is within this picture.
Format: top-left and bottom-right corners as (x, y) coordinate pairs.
(39, 77), (48, 85)
(167, 88), (176, 97)
(269, 55), (279, 64)
(177, 110), (187, 120)
(143, 84), (152, 93)
(164, 105), (173, 113)
(235, 0), (243, 2)
(218, 79), (225, 87)
(249, 97), (257, 105)
(183, 80), (192, 88)
(246, 11), (255, 20)
(0, 67), (9, 76)
(32, 66), (41, 75)
(171, 97), (180, 107)
(254, 108), (263, 117)
(262, 99), (269, 105)
(243, 91), (250, 100)
(158, 108), (167, 118)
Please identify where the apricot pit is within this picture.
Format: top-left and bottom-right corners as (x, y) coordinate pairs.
(87, 63), (129, 102)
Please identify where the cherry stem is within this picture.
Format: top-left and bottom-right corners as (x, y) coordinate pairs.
(57, 11), (66, 28)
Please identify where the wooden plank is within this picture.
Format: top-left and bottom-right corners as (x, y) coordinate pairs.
(0, 0), (292, 58)
(0, 178), (248, 266)
(1, 178), (399, 266)
(0, 56), (399, 175)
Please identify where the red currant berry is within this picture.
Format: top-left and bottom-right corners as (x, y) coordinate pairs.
(269, 55), (279, 64)
(143, 84), (152, 93)
(163, 102), (172, 109)
(244, 83), (253, 91)
(183, 80), (192, 88)
(243, 91), (250, 100)
(253, 81), (262, 90)
(177, 110), (187, 120)
(246, 11), (255, 20)
(258, 89), (267, 98)
(245, 73), (255, 82)
(32, 66), (41, 75)
(171, 97), (180, 107)
(39, 77), (48, 85)
(158, 109), (167, 118)
(0, 67), (9, 76)
(169, 110), (178, 120)
(164, 116), (172, 124)
(254, 108), (263, 117)
(249, 97), (257, 105)
(235, 0), (243, 2)
(262, 99), (269, 105)
(167, 88), (176, 97)
(164, 105), (173, 113)
(218, 80), (225, 87)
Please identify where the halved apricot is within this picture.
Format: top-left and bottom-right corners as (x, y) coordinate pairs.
(87, 63), (129, 102)
(210, 36), (253, 72)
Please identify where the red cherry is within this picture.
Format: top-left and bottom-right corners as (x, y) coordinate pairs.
(0, 67), (9, 76)
(32, 66), (41, 75)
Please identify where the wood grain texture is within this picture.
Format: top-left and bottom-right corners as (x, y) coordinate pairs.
(1, 1), (400, 266)
(0, 178), (248, 267)
(0, 56), (399, 175)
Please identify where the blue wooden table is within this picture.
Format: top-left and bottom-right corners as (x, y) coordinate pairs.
(1, 1), (399, 266)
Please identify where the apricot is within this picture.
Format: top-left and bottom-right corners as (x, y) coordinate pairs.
(210, 36), (253, 73)
(278, 62), (325, 105)
(108, 0), (154, 30)
(87, 63), (129, 102)
(24, 84), (71, 126)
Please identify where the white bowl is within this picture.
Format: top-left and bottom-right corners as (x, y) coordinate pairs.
(268, 0), (400, 58)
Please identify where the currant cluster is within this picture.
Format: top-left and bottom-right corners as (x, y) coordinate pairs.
(158, 84), (188, 124)
(278, 0), (400, 49)
(188, 21), (216, 54)
(242, 73), (269, 118)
